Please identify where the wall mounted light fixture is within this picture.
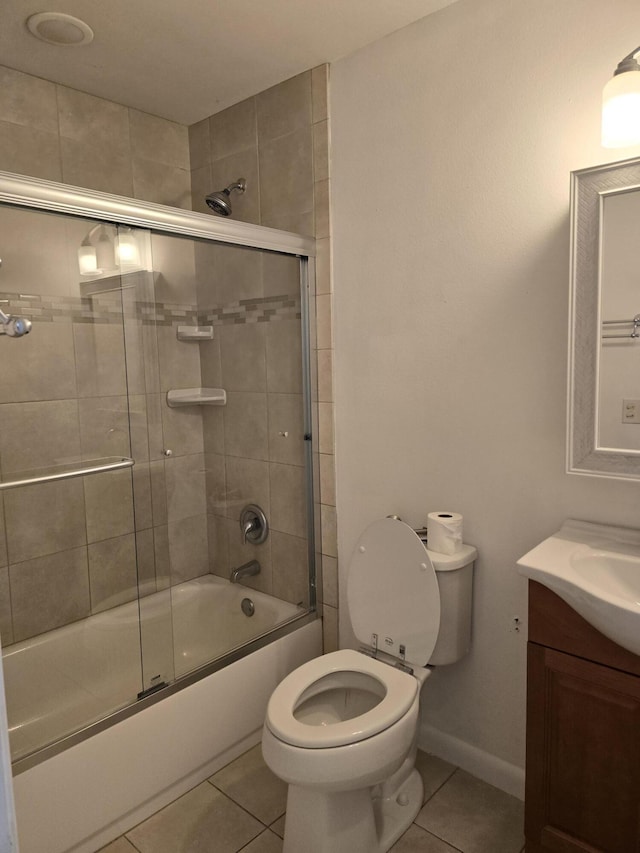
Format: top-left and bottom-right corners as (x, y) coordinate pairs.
(602, 46), (640, 147)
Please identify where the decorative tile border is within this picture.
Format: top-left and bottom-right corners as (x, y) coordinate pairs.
(0, 291), (301, 326)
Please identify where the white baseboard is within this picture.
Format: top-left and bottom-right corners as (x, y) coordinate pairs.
(418, 723), (525, 800)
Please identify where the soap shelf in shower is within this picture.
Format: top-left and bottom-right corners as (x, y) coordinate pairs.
(0, 456), (134, 491)
(176, 325), (214, 341)
(166, 388), (227, 407)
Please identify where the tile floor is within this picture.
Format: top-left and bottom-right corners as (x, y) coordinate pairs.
(98, 745), (525, 853)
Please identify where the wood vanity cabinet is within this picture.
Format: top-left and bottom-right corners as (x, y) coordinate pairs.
(525, 581), (640, 853)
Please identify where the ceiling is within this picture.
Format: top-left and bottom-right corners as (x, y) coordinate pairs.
(0, 0), (458, 126)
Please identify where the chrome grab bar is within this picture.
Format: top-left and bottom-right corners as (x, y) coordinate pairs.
(0, 456), (134, 491)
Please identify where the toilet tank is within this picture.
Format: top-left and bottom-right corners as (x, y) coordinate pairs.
(425, 544), (476, 666)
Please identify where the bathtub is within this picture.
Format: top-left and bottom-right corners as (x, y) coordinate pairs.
(7, 576), (321, 853)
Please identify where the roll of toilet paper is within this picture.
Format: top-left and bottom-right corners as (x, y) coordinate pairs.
(427, 512), (464, 555)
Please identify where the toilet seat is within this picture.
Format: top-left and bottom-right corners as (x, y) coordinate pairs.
(266, 649), (418, 749)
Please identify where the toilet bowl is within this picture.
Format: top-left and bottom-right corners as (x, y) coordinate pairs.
(262, 517), (477, 853)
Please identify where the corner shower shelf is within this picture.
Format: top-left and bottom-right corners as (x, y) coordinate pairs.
(166, 388), (227, 408)
(0, 456), (134, 491)
(176, 325), (214, 341)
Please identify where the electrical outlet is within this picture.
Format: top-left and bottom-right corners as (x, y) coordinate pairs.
(622, 399), (640, 424)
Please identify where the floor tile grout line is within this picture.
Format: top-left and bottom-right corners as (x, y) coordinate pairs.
(235, 826), (279, 852)
(206, 776), (283, 829)
(420, 765), (459, 807)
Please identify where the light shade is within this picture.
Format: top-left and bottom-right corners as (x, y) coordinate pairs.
(78, 245), (99, 276)
(602, 48), (640, 148)
(115, 229), (140, 267)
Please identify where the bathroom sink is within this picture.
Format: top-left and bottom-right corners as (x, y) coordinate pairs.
(517, 519), (640, 657)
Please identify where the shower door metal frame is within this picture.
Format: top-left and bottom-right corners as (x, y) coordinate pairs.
(0, 170), (320, 775)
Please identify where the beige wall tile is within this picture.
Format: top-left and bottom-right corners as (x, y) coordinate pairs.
(0, 206), (72, 297)
(150, 460), (168, 526)
(10, 547), (90, 641)
(60, 137), (134, 197)
(153, 523), (170, 588)
(190, 163), (213, 214)
(0, 399), (80, 473)
(315, 293), (332, 349)
(167, 514), (209, 583)
(320, 503), (337, 558)
(135, 527), (158, 597)
(322, 603), (338, 653)
(271, 530), (309, 607)
(266, 319), (303, 394)
(132, 158), (192, 209)
(267, 394), (304, 467)
(311, 65), (329, 124)
(313, 120), (329, 183)
(0, 497), (6, 569)
(157, 325), (201, 391)
(262, 209), (314, 237)
(5, 480), (86, 563)
(200, 338), (222, 389)
(319, 453), (336, 507)
(317, 402), (334, 455)
(206, 513), (229, 577)
(201, 242), (262, 304)
(317, 348), (333, 403)
(210, 149), (260, 225)
(202, 407), (225, 455)
(321, 555), (338, 608)
(315, 237), (332, 295)
(84, 469), (135, 543)
(259, 128), (313, 227)
(210, 98), (257, 160)
(219, 322), (266, 392)
(314, 178), (330, 239)
(223, 392), (268, 460)
(132, 463), (154, 530)
(270, 462), (307, 538)
(57, 86), (130, 151)
(73, 323), (128, 398)
(161, 404), (204, 457)
(78, 396), (132, 458)
(257, 72), (312, 143)
(0, 566), (12, 645)
(88, 533), (137, 613)
(262, 252), (300, 298)
(0, 120), (61, 181)
(164, 453), (206, 522)
(0, 66), (58, 133)
(188, 118), (210, 170)
(129, 109), (189, 169)
(0, 322), (76, 404)
(225, 456), (270, 522)
(204, 452), (227, 517)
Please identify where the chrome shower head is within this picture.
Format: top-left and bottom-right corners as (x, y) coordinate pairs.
(205, 178), (246, 216)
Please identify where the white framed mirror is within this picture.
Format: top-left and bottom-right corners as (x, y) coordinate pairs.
(568, 156), (640, 479)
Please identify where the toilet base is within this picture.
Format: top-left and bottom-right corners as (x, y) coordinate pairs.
(282, 769), (424, 853)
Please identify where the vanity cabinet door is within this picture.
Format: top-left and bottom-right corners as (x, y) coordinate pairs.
(525, 642), (640, 853)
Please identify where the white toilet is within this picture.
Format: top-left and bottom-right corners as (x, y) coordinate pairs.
(262, 516), (477, 853)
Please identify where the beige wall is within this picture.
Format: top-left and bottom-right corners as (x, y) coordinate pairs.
(331, 0), (640, 794)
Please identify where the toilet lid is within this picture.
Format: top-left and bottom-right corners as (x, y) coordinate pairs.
(347, 518), (441, 667)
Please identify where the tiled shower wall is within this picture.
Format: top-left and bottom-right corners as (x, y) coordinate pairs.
(0, 62), (337, 651)
(188, 66), (338, 650)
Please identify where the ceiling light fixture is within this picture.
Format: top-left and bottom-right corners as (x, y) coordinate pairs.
(26, 12), (94, 46)
(602, 46), (640, 148)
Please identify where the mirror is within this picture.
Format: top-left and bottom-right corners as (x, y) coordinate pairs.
(568, 156), (640, 479)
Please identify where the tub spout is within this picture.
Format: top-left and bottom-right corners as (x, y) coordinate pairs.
(230, 560), (261, 584)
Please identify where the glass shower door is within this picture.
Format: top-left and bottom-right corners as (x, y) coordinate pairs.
(0, 206), (161, 762)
